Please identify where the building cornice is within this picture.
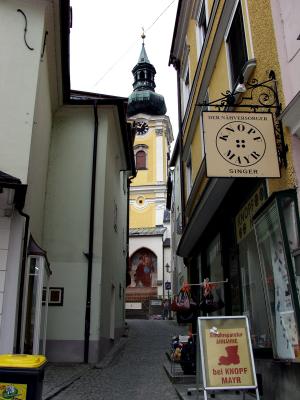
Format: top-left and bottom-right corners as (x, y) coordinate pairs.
(130, 184), (167, 191)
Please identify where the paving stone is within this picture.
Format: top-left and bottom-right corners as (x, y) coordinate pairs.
(43, 319), (188, 400)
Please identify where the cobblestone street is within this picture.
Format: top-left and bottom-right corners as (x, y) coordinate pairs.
(43, 319), (188, 400)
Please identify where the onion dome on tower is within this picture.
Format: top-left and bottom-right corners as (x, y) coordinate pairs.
(127, 32), (167, 117)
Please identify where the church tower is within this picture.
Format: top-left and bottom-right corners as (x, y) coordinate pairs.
(126, 35), (173, 317)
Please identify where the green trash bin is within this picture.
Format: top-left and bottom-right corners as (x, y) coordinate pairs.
(0, 354), (46, 400)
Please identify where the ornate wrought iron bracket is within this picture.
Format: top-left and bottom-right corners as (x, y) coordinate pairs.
(17, 9), (34, 51)
(196, 71), (288, 168)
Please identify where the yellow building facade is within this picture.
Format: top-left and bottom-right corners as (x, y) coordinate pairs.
(169, 1), (300, 398)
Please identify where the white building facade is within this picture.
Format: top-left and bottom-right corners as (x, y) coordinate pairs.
(0, 0), (135, 363)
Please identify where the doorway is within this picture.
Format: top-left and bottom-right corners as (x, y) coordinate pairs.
(21, 255), (50, 354)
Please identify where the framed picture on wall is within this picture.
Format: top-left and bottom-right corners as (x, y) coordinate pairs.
(48, 287), (64, 306)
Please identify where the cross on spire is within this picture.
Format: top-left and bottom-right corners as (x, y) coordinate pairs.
(141, 27), (146, 44)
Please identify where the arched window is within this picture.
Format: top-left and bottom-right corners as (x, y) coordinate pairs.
(136, 150), (146, 170)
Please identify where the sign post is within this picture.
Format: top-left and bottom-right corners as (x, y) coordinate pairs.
(165, 281), (171, 319)
(198, 316), (259, 399)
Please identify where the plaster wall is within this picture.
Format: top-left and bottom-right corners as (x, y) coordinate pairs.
(132, 128), (156, 186)
(25, 51), (53, 244)
(43, 106), (94, 360)
(156, 202), (166, 226)
(270, 0), (300, 104)
(190, 118), (202, 182)
(170, 156), (186, 294)
(186, 12), (198, 84)
(44, 105), (128, 363)
(129, 203), (156, 228)
(156, 134), (164, 182)
(0, 0), (46, 183)
(98, 109), (128, 356)
(246, 0), (295, 193)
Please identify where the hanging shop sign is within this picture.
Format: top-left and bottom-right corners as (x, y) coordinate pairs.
(198, 316), (259, 399)
(203, 112), (280, 178)
(235, 183), (268, 243)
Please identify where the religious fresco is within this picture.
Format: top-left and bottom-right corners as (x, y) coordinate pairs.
(129, 248), (157, 288)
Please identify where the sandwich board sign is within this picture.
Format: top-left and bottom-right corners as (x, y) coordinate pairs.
(197, 316), (259, 399)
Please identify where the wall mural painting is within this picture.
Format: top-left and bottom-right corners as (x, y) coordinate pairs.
(129, 248), (157, 288)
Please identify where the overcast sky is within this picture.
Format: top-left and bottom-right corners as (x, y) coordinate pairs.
(70, 0), (179, 140)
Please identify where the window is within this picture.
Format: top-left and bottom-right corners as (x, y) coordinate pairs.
(180, 43), (190, 115)
(196, 0), (207, 57)
(182, 65), (190, 113)
(134, 144), (148, 170)
(186, 151), (192, 197)
(136, 150), (146, 170)
(226, 2), (248, 87)
(200, 92), (209, 160)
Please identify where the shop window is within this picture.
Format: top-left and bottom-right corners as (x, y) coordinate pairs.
(253, 191), (300, 361)
(226, 1), (248, 87)
(239, 231), (272, 350)
(206, 234), (225, 316)
(235, 184), (271, 350)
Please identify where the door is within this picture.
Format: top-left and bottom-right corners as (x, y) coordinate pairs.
(21, 256), (50, 354)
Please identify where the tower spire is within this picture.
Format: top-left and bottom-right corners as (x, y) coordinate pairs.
(127, 33), (167, 117)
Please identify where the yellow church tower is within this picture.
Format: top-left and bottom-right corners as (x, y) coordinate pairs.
(126, 36), (173, 317)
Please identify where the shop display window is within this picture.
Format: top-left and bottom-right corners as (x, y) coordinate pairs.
(239, 231), (271, 349)
(253, 191), (300, 361)
(207, 234), (225, 316)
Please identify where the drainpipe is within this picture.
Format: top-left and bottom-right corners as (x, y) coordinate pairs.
(84, 101), (99, 363)
(15, 209), (30, 353)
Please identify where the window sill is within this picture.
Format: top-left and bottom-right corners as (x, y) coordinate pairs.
(271, 358), (300, 365)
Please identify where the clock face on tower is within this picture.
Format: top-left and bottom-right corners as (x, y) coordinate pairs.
(216, 121), (266, 167)
(135, 121), (149, 135)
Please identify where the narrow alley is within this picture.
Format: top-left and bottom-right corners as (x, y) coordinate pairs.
(42, 320), (187, 400)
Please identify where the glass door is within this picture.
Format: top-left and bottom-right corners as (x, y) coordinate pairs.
(21, 256), (50, 354)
